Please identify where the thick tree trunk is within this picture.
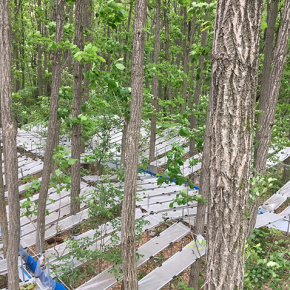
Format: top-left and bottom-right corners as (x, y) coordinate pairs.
(121, 0), (147, 288)
(35, 0), (65, 254)
(71, 0), (90, 215)
(12, 0), (20, 93)
(0, 1), (21, 288)
(189, 25), (208, 157)
(201, 2), (263, 290)
(149, 0), (161, 163)
(0, 145), (8, 258)
(249, 0), (290, 232)
(255, 0), (279, 155)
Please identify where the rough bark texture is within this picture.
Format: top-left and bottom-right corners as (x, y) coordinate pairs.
(123, 2), (133, 74)
(35, 0), (65, 253)
(120, 121), (128, 166)
(255, 0), (279, 152)
(189, 23), (208, 157)
(149, 0), (161, 163)
(249, 0), (290, 232)
(0, 1), (21, 288)
(121, 0), (147, 288)
(202, 1), (263, 289)
(71, 0), (89, 215)
(0, 144), (8, 258)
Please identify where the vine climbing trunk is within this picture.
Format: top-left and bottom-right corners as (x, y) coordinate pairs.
(35, 0), (65, 254)
(149, 0), (161, 163)
(249, 0), (290, 233)
(121, 0), (147, 288)
(0, 0), (21, 288)
(201, 1), (264, 289)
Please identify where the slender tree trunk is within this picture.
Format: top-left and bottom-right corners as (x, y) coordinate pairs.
(149, 0), (161, 163)
(189, 24), (208, 157)
(0, 1), (21, 288)
(249, 0), (290, 232)
(180, 6), (188, 114)
(164, 0), (173, 115)
(121, 0), (147, 288)
(37, 0), (43, 96)
(0, 144), (8, 258)
(120, 121), (128, 167)
(71, 0), (90, 215)
(255, 0), (279, 155)
(13, 0), (20, 93)
(199, 2), (263, 290)
(124, 3), (133, 73)
(35, 0), (65, 254)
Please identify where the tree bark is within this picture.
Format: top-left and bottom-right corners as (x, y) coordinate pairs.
(0, 143), (8, 258)
(189, 22), (208, 157)
(120, 121), (128, 167)
(255, 0), (279, 155)
(35, 0), (65, 254)
(121, 0), (147, 288)
(149, 0), (161, 163)
(0, 0), (21, 288)
(37, 0), (43, 96)
(123, 2), (133, 73)
(201, 2), (263, 290)
(71, 0), (90, 215)
(180, 6), (189, 114)
(249, 0), (290, 232)
(164, 0), (173, 115)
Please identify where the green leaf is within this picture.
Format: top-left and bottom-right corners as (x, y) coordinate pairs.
(68, 158), (77, 165)
(115, 63), (125, 70)
(261, 20), (268, 30)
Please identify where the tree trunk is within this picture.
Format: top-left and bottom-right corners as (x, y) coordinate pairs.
(0, 144), (8, 258)
(71, 0), (90, 215)
(121, 0), (147, 288)
(37, 0), (43, 96)
(123, 2), (133, 73)
(180, 6), (188, 114)
(35, 0), (65, 254)
(164, 0), (173, 115)
(249, 0), (290, 232)
(149, 0), (161, 163)
(201, 2), (263, 290)
(255, 0), (279, 155)
(189, 24), (208, 157)
(0, 0), (21, 288)
(120, 121), (128, 167)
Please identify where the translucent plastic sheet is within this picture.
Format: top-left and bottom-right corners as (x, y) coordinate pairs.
(267, 147), (290, 168)
(255, 212), (283, 228)
(35, 257), (56, 290)
(22, 208), (90, 247)
(138, 239), (205, 290)
(52, 213), (163, 274)
(45, 209), (144, 263)
(268, 218), (290, 232)
(262, 180), (290, 212)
